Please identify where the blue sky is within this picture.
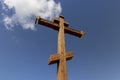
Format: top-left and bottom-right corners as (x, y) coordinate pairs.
(0, 0), (120, 80)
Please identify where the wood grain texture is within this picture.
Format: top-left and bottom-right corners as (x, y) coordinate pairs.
(35, 16), (84, 38)
(35, 16), (84, 80)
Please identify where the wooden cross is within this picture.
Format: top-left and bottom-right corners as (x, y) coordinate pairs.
(35, 15), (84, 80)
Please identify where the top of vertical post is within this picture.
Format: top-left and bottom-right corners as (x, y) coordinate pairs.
(59, 15), (64, 19)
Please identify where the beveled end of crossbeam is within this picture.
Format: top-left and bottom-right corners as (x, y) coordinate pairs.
(79, 31), (85, 38)
(35, 16), (40, 24)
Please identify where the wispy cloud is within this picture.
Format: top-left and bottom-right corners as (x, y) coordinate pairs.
(3, 15), (14, 30)
(1, 0), (62, 30)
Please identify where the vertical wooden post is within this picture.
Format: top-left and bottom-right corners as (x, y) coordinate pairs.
(57, 16), (67, 80)
(35, 15), (84, 80)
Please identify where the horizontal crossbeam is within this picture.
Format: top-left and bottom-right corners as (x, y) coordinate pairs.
(35, 16), (84, 38)
(48, 52), (73, 65)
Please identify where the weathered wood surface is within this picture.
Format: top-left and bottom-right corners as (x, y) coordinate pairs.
(48, 52), (73, 65)
(35, 16), (84, 38)
(57, 16), (67, 80)
(35, 15), (84, 80)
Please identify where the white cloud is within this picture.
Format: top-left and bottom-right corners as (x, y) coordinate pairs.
(1, 0), (62, 30)
(3, 16), (14, 30)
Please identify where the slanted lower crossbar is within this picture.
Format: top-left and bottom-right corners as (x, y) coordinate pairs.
(48, 52), (73, 65)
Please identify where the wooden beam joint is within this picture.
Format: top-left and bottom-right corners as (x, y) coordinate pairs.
(35, 16), (84, 38)
(48, 52), (73, 65)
